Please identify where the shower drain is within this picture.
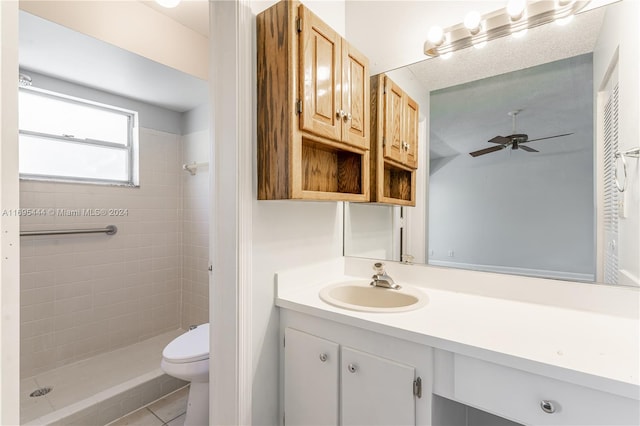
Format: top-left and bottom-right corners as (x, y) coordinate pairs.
(29, 387), (53, 398)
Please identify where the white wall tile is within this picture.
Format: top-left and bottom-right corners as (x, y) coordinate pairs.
(19, 128), (184, 378)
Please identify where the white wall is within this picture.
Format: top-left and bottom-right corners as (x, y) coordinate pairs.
(249, 1), (346, 424)
(593, 0), (640, 286)
(344, 203), (395, 260)
(0, 1), (21, 423)
(20, 126), (183, 378)
(180, 123), (210, 328)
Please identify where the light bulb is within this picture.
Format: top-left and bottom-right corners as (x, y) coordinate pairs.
(464, 11), (482, 34)
(427, 26), (445, 45)
(155, 0), (181, 8)
(507, 0), (527, 20)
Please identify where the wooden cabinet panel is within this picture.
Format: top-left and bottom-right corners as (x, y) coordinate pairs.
(341, 347), (416, 426)
(284, 328), (339, 426)
(342, 43), (369, 150)
(383, 78), (405, 164)
(370, 74), (419, 205)
(257, 1), (370, 201)
(404, 96), (419, 169)
(300, 5), (341, 142)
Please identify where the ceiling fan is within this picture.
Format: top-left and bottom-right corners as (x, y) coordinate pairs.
(469, 110), (573, 157)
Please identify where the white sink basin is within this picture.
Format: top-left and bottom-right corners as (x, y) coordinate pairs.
(319, 280), (428, 313)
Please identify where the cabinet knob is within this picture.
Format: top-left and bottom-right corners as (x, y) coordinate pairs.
(319, 353), (328, 362)
(540, 400), (556, 414)
(347, 363), (357, 373)
(336, 110), (346, 119)
(344, 112), (352, 122)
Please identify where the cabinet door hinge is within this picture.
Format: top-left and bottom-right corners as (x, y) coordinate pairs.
(283, 335), (286, 347)
(382, 136), (386, 147)
(296, 99), (303, 114)
(296, 17), (302, 33)
(413, 377), (422, 398)
(283, 413), (285, 426)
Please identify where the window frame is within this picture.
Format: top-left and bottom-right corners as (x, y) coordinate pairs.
(18, 86), (139, 187)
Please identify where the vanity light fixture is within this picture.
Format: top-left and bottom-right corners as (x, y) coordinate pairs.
(507, 0), (527, 21)
(427, 26), (446, 46)
(423, 0), (590, 58)
(511, 27), (529, 38)
(556, 14), (575, 25)
(473, 40), (488, 50)
(463, 11), (483, 35)
(154, 0), (181, 8)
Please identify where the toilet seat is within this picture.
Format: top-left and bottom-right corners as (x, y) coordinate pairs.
(163, 323), (209, 364)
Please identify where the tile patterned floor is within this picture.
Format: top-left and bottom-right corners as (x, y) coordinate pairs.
(106, 386), (189, 426)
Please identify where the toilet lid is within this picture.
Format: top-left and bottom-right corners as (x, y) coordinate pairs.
(163, 323), (210, 363)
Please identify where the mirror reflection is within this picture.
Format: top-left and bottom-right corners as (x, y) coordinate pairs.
(345, 1), (640, 286)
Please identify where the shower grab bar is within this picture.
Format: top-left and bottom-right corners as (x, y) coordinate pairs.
(20, 225), (118, 237)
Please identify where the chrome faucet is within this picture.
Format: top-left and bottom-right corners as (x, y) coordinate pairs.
(370, 262), (401, 289)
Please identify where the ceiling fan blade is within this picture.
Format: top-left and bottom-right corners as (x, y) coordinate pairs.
(523, 132), (573, 143)
(519, 145), (539, 153)
(488, 135), (511, 144)
(469, 145), (505, 157)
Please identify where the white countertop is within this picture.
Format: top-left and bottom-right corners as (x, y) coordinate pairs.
(275, 257), (640, 400)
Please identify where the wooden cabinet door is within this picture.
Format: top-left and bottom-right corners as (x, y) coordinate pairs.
(284, 328), (339, 426)
(299, 5), (342, 142)
(341, 347), (416, 426)
(383, 77), (404, 164)
(341, 42), (369, 149)
(404, 95), (419, 169)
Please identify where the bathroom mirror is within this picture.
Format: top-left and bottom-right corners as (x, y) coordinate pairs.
(344, 0), (640, 286)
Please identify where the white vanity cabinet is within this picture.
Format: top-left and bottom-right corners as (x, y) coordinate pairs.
(341, 346), (416, 426)
(281, 312), (432, 426)
(284, 328), (340, 426)
(433, 351), (640, 426)
(276, 260), (640, 426)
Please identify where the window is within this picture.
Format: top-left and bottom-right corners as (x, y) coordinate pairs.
(18, 88), (138, 186)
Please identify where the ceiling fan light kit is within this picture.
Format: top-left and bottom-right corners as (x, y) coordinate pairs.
(424, 1), (590, 58)
(469, 110), (573, 157)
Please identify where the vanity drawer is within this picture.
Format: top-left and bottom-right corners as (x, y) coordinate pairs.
(453, 354), (639, 426)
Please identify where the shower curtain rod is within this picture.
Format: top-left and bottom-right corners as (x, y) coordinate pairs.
(20, 225), (118, 237)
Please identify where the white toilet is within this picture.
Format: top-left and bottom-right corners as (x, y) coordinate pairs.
(161, 323), (210, 426)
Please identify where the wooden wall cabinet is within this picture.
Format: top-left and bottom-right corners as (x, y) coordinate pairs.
(370, 74), (419, 206)
(257, 0), (370, 201)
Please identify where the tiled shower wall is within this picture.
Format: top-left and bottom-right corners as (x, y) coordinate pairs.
(180, 129), (210, 328)
(20, 128), (185, 378)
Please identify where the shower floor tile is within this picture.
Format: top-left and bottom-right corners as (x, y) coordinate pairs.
(21, 329), (184, 424)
